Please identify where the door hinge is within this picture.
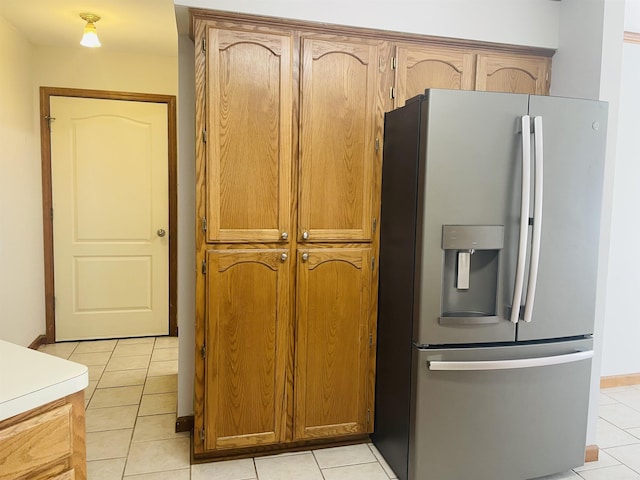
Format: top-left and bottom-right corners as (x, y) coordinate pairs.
(44, 115), (56, 130)
(390, 87), (396, 100)
(199, 427), (205, 442)
(201, 217), (207, 234)
(200, 343), (206, 360)
(372, 217), (377, 234)
(375, 137), (379, 152)
(202, 129), (207, 144)
(201, 38), (206, 53)
(391, 56), (397, 69)
(201, 259), (207, 275)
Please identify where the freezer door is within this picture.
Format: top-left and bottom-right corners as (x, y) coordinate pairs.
(414, 89), (528, 345)
(518, 96), (608, 341)
(409, 339), (593, 480)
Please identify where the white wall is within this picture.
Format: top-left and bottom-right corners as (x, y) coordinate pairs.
(175, 0), (560, 48)
(177, 34), (196, 418)
(601, 40), (640, 376)
(32, 46), (177, 95)
(0, 16), (44, 346)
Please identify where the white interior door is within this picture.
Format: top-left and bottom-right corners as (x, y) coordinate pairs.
(50, 96), (169, 341)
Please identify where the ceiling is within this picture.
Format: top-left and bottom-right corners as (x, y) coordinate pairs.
(0, 0), (178, 56)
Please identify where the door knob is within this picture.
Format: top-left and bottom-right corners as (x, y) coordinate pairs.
(157, 229), (166, 237)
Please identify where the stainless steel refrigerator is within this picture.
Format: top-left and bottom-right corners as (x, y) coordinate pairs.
(372, 89), (608, 480)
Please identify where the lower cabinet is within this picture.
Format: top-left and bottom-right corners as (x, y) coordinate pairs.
(0, 391), (86, 480)
(204, 249), (290, 451)
(200, 245), (373, 454)
(294, 247), (372, 440)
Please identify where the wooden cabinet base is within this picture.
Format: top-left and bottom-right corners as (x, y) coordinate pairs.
(0, 391), (86, 480)
(192, 434), (370, 463)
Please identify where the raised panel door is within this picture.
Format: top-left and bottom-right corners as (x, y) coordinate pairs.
(394, 44), (474, 108)
(205, 27), (293, 243)
(298, 37), (383, 242)
(205, 249), (290, 449)
(476, 53), (550, 95)
(294, 247), (372, 439)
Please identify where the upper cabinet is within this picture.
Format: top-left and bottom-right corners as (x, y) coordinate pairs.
(298, 37), (383, 243)
(393, 44), (474, 109)
(475, 52), (551, 95)
(204, 27), (293, 243)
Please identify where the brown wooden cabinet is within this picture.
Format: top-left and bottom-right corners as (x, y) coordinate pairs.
(393, 44), (474, 108)
(204, 249), (290, 450)
(298, 37), (383, 242)
(476, 52), (550, 95)
(192, 8), (554, 460)
(204, 27), (293, 243)
(294, 247), (372, 440)
(0, 392), (86, 480)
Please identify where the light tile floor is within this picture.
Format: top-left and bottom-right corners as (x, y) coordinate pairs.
(39, 338), (640, 479)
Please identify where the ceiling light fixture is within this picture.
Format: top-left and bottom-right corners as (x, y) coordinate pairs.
(80, 13), (101, 48)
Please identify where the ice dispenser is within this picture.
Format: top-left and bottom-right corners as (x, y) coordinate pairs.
(440, 225), (504, 325)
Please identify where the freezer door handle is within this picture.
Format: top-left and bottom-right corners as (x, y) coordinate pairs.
(427, 350), (593, 371)
(511, 115), (532, 323)
(523, 116), (544, 323)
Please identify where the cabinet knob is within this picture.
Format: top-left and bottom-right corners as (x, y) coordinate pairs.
(302, 231), (309, 240)
(281, 232), (288, 240)
(301, 253), (309, 262)
(280, 253), (288, 262)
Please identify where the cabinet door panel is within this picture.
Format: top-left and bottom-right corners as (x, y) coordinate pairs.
(299, 38), (381, 242)
(295, 247), (371, 439)
(205, 249), (290, 449)
(395, 45), (474, 108)
(206, 28), (293, 242)
(476, 53), (550, 95)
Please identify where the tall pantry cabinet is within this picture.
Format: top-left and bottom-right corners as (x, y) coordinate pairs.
(191, 9), (554, 459)
(193, 15), (385, 456)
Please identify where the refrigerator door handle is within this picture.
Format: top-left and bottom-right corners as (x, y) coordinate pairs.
(510, 115), (532, 324)
(427, 350), (593, 371)
(523, 116), (544, 323)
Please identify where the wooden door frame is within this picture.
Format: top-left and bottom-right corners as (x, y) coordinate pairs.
(39, 86), (178, 342)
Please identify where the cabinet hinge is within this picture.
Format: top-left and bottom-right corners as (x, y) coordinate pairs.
(390, 87), (396, 100)
(201, 343), (206, 359)
(375, 137), (379, 152)
(391, 56), (397, 69)
(372, 218), (377, 234)
(546, 71), (550, 81)
(201, 38), (206, 53)
(201, 259), (207, 275)
(199, 428), (205, 442)
(202, 129), (207, 143)
(201, 217), (207, 234)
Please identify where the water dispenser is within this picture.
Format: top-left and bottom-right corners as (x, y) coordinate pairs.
(439, 225), (504, 325)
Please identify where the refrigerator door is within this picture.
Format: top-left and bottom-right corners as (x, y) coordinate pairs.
(413, 89), (529, 345)
(409, 338), (593, 480)
(517, 96), (608, 341)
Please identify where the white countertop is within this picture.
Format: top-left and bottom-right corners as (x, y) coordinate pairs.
(0, 340), (88, 421)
